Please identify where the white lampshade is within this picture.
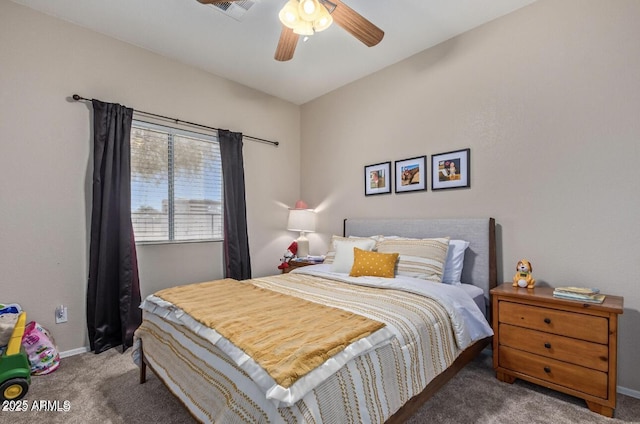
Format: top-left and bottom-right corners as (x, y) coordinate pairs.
(287, 203), (316, 258)
(287, 209), (316, 233)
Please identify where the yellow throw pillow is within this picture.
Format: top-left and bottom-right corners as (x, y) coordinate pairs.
(349, 248), (399, 278)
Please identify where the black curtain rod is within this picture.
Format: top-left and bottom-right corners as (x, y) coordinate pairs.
(71, 94), (279, 147)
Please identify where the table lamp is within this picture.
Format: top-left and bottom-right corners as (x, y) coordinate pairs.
(287, 200), (316, 258)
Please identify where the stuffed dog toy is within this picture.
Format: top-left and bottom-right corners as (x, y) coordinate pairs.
(513, 259), (536, 289)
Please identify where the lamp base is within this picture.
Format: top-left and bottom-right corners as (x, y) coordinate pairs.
(296, 233), (309, 258)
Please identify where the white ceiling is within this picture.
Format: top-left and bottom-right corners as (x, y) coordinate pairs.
(11, 0), (536, 105)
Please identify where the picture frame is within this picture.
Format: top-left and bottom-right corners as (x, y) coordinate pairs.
(431, 148), (470, 190)
(364, 161), (392, 196)
(394, 156), (427, 193)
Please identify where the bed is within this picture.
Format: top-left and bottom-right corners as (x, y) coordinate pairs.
(133, 217), (497, 423)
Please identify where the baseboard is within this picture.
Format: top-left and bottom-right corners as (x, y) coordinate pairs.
(59, 346), (89, 358)
(618, 385), (640, 399)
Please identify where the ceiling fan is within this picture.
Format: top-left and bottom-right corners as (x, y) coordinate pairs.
(197, 0), (384, 61)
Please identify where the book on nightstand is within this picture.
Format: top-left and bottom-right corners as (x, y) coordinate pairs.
(553, 286), (605, 303)
(292, 255), (325, 264)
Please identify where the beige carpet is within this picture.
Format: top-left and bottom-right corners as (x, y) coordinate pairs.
(7, 348), (640, 423)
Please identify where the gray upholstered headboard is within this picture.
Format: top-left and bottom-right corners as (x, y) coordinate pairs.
(343, 218), (497, 312)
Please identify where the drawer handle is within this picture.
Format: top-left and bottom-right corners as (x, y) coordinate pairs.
(544, 367), (551, 373)
(544, 342), (551, 349)
(544, 318), (551, 324)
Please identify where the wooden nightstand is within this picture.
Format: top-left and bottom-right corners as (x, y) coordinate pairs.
(280, 259), (322, 274)
(491, 283), (623, 417)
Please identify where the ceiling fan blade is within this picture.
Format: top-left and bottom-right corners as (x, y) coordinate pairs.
(330, 0), (384, 47)
(274, 26), (299, 62)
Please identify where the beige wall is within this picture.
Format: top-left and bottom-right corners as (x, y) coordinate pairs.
(0, 1), (300, 353)
(3, 0), (639, 396)
(301, 0), (640, 393)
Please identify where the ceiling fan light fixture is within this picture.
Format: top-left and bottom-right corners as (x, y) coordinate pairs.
(278, 0), (301, 29)
(293, 20), (314, 36)
(279, 0), (333, 36)
(313, 6), (333, 32)
(298, 0), (321, 22)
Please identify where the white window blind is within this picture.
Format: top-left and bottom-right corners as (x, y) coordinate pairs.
(130, 120), (223, 243)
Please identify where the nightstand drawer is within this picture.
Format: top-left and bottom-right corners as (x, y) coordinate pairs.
(499, 324), (609, 372)
(498, 301), (608, 344)
(499, 346), (608, 399)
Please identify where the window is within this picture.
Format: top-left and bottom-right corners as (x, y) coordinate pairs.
(130, 120), (223, 243)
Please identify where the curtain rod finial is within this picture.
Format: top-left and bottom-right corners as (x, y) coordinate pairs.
(72, 94), (81, 101)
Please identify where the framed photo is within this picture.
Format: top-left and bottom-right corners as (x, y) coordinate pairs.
(431, 148), (470, 190)
(364, 161), (392, 196)
(395, 156), (426, 193)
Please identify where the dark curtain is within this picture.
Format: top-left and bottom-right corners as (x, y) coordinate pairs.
(87, 99), (142, 353)
(218, 129), (252, 280)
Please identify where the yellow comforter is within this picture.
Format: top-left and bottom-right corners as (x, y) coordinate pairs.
(155, 278), (385, 388)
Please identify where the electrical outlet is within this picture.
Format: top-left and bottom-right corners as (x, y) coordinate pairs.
(55, 305), (68, 324)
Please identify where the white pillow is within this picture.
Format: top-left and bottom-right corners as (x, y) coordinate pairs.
(442, 240), (470, 284)
(330, 239), (377, 273)
(323, 235), (380, 264)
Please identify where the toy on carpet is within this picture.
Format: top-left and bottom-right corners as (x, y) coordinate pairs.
(0, 311), (31, 401)
(513, 259), (536, 289)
